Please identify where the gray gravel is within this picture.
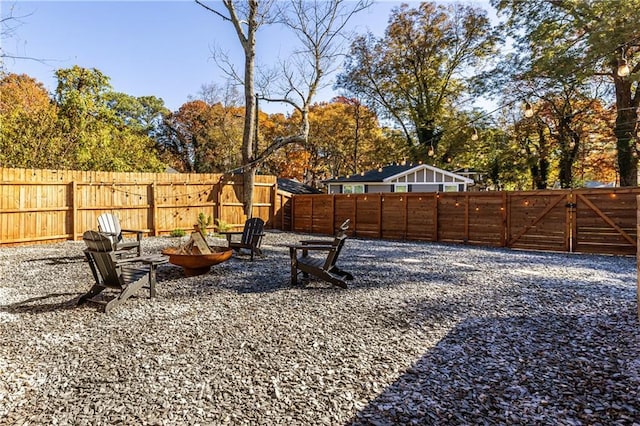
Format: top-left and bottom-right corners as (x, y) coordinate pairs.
(0, 231), (638, 425)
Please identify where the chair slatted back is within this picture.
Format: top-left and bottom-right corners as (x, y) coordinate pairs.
(83, 230), (123, 288)
(97, 213), (123, 243)
(322, 234), (348, 271)
(241, 217), (265, 245)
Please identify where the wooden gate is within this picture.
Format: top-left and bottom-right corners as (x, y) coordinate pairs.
(507, 191), (572, 252)
(507, 188), (638, 255)
(573, 188), (637, 255)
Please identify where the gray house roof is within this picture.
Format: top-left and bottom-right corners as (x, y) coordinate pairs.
(277, 178), (322, 194)
(324, 163), (473, 184)
(325, 163), (418, 183)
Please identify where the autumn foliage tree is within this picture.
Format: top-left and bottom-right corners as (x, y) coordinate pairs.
(494, 0), (640, 186)
(1, 67), (165, 172)
(0, 73), (62, 168)
(261, 99), (400, 185)
(160, 100), (244, 173)
(54, 66), (165, 171)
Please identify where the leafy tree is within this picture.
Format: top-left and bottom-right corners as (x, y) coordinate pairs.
(54, 65), (164, 171)
(493, 0), (640, 186)
(0, 73), (63, 168)
(105, 92), (168, 139)
(160, 100), (244, 173)
(337, 2), (498, 161)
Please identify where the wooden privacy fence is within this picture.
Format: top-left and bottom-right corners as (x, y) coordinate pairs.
(0, 167), (292, 246)
(291, 188), (640, 256)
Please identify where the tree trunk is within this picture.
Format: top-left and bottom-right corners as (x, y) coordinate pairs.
(615, 77), (638, 187)
(241, 1), (258, 218)
(531, 122), (549, 189)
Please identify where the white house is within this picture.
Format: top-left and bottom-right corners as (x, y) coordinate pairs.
(325, 163), (474, 194)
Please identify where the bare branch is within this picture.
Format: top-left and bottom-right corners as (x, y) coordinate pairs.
(194, 0), (232, 22)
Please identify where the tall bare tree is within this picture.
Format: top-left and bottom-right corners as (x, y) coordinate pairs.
(197, 0), (370, 213)
(257, 0), (372, 184)
(196, 0), (266, 216)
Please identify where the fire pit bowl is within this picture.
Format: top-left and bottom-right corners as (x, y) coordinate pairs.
(161, 246), (233, 277)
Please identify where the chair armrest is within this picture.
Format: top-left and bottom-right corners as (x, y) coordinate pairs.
(287, 244), (333, 251)
(219, 231), (243, 242)
(115, 254), (167, 266)
(299, 239), (332, 245)
(121, 229), (145, 241)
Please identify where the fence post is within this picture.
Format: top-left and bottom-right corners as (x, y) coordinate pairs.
(501, 191), (507, 247)
(637, 195), (640, 320)
(331, 194), (335, 233)
(71, 181), (77, 241)
(270, 183), (277, 229)
(377, 194), (382, 239)
(150, 182), (157, 236)
(291, 195), (296, 232)
(403, 194), (408, 240)
(464, 193), (470, 244)
(434, 193), (439, 242)
(567, 191), (576, 252)
(216, 181), (223, 225)
(505, 192), (511, 248)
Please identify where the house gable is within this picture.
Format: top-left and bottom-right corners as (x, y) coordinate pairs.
(324, 163), (473, 193)
(384, 164), (473, 185)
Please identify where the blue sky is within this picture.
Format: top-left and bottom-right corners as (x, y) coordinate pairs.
(2, 1), (493, 113)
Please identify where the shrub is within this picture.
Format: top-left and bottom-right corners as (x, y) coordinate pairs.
(197, 212), (212, 235)
(215, 218), (231, 233)
(169, 228), (186, 237)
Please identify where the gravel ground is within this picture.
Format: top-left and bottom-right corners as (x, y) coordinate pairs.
(0, 231), (638, 425)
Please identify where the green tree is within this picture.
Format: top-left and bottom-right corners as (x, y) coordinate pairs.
(54, 65), (164, 171)
(337, 2), (498, 160)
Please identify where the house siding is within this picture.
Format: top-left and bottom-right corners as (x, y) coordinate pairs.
(366, 184), (393, 193)
(325, 164), (473, 193)
(411, 184), (441, 192)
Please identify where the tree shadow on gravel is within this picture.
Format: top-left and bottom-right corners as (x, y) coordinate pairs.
(0, 292), (81, 314)
(349, 310), (640, 426)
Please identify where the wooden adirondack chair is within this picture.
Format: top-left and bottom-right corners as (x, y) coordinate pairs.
(97, 213), (144, 257)
(288, 222), (354, 288)
(79, 230), (166, 313)
(220, 217), (265, 260)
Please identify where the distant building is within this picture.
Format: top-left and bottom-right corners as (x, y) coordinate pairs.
(324, 163), (474, 194)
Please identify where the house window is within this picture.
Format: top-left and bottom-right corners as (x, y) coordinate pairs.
(395, 184), (408, 192)
(343, 184), (364, 194)
(443, 184), (458, 192)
